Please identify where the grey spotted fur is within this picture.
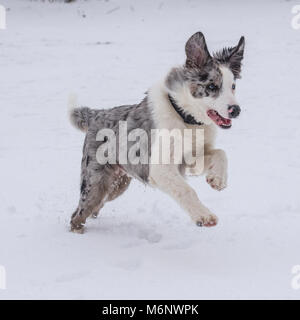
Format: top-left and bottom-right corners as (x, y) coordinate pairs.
(213, 36), (245, 79)
(70, 98), (154, 232)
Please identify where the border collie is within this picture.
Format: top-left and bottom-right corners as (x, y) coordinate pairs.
(69, 32), (245, 233)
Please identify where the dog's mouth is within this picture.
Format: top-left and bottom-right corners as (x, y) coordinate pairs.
(207, 110), (232, 129)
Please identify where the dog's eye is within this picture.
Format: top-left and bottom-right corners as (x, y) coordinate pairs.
(232, 83), (236, 90)
(207, 84), (218, 91)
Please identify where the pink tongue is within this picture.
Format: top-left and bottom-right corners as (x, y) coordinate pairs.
(207, 110), (231, 127)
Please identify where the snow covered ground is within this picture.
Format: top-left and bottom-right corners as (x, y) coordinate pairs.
(0, 0), (300, 299)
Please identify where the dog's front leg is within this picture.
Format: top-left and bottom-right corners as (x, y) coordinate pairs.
(150, 164), (218, 227)
(205, 149), (228, 191)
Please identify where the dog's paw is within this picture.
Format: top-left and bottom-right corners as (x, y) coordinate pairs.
(206, 171), (227, 191)
(70, 226), (85, 234)
(196, 213), (218, 227)
(70, 221), (85, 234)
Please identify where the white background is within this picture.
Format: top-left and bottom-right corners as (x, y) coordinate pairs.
(0, 0), (300, 299)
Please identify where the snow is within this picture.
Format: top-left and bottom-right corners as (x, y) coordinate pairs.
(0, 0), (300, 299)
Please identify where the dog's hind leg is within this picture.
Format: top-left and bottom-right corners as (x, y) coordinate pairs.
(91, 171), (131, 219)
(70, 176), (109, 233)
(107, 174), (132, 202)
(70, 164), (130, 233)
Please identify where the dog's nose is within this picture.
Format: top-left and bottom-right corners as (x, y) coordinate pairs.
(228, 105), (241, 119)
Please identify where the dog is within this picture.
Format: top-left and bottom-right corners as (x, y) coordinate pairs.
(69, 32), (245, 233)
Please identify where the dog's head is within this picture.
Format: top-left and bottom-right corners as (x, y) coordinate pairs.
(166, 32), (245, 129)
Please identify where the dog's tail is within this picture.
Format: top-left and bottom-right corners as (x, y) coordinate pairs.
(68, 94), (93, 132)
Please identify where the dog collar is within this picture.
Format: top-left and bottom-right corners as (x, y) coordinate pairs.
(168, 94), (203, 126)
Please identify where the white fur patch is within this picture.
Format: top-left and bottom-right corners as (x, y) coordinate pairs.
(147, 79), (217, 167)
(202, 66), (238, 119)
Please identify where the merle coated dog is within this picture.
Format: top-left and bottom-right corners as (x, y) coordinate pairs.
(69, 32), (245, 233)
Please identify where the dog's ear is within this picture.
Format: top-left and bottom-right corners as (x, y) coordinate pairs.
(213, 36), (245, 78)
(228, 36), (245, 78)
(185, 32), (212, 68)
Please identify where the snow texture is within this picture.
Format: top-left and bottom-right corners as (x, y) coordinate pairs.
(0, 0), (300, 299)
